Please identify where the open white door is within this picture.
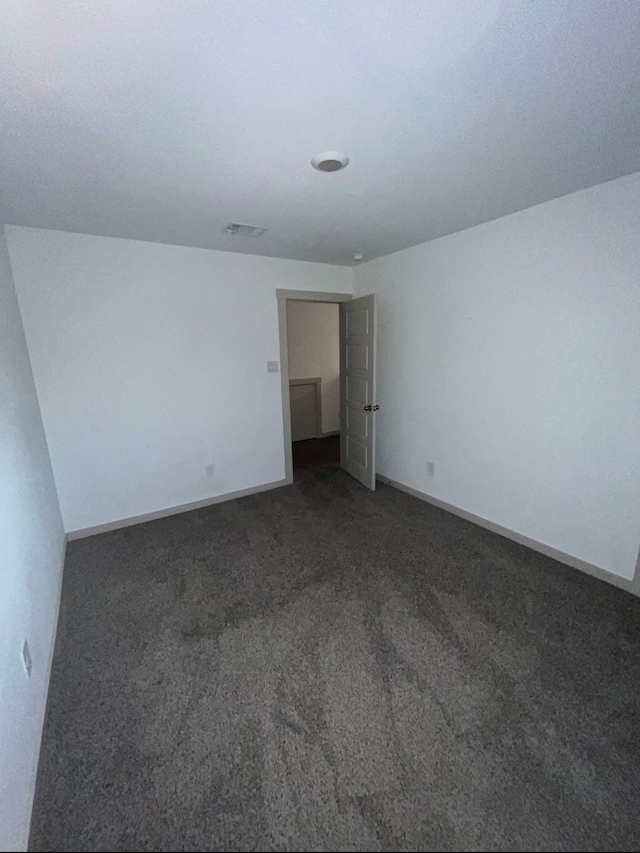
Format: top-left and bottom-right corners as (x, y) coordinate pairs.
(340, 294), (377, 490)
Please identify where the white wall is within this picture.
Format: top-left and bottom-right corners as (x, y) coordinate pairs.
(0, 230), (65, 851)
(354, 172), (640, 581)
(5, 227), (351, 534)
(287, 301), (340, 434)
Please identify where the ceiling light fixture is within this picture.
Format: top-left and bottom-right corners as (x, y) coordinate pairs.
(352, 252), (364, 261)
(311, 151), (349, 172)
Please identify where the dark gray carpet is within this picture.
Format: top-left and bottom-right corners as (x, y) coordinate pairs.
(293, 435), (340, 470)
(31, 467), (640, 852)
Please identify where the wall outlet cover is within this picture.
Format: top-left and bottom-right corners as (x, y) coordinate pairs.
(267, 361), (279, 373)
(205, 464), (215, 479)
(427, 462), (435, 476)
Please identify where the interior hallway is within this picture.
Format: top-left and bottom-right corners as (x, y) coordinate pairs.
(292, 434), (341, 470)
(31, 468), (640, 852)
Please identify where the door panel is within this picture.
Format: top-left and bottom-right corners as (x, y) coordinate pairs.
(340, 294), (377, 490)
(346, 436), (367, 469)
(346, 375), (367, 403)
(347, 344), (369, 370)
(346, 407), (368, 438)
(346, 307), (369, 335)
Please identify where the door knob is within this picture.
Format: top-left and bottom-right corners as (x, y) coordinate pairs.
(364, 405), (372, 411)
(373, 405), (380, 411)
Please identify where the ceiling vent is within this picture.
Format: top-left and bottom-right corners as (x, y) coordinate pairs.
(223, 222), (268, 237)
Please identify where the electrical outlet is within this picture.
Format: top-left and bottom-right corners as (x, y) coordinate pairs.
(427, 461), (435, 476)
(205, 464), (215, 479)
(22, 639), (32, 678)
(267, 361), (279, 373)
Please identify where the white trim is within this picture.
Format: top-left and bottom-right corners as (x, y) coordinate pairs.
(377, 475), (640, 597)
(277, 289), (351, 483)
(276, 289), (352, 303)
(67, 478), (289, 540)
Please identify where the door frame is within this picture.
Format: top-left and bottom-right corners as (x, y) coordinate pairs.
(277, 289), (352, 484)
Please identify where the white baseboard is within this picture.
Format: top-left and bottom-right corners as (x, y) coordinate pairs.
(67, 478), (290, 541)
(66, 472), (639, 597)
(321, 430), (340, 437)
(377, 475), (639, 597)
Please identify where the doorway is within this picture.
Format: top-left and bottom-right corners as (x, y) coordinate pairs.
(277, 289), (377, 488)
(288, 300), (340, 471)
(278, 290), (349, 482)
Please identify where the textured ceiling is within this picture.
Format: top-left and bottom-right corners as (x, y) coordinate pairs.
(1, 0), (639, 265)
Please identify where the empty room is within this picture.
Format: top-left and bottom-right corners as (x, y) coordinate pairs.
(1, 2), (640, 851)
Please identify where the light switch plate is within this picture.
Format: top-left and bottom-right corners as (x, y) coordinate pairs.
(267, 361), (279, 373)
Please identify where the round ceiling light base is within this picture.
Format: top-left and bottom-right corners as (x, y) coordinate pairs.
(311, 151), (349, 172)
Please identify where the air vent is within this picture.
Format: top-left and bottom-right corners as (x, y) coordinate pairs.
(222, 222), (268, 237)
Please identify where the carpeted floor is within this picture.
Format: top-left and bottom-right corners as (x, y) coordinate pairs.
(31, 467), (640, 852)
(292, 435), (340, 469)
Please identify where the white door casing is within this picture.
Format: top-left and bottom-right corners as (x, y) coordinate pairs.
(340, 294), (377, 490)
(277, 289), (352, 484)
